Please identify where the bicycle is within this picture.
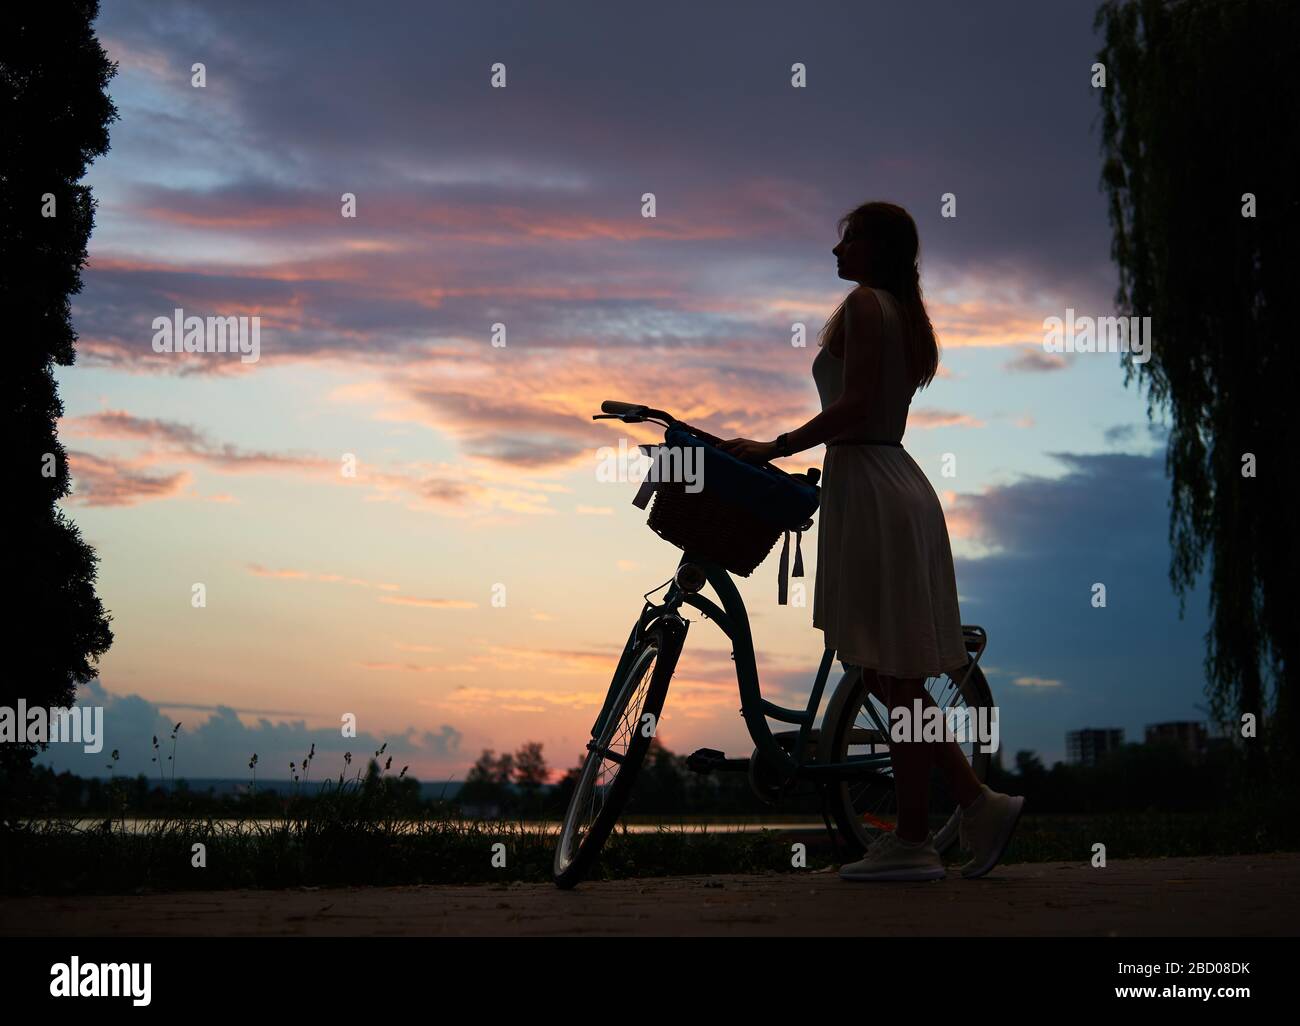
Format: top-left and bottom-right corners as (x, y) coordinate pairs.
(553, 400), (994, 888)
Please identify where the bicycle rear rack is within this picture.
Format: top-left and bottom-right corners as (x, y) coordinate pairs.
(952, 624), (988, 696)
(962, 624), (988, 658)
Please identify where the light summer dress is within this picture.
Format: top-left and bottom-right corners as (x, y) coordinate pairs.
(810, 287), (967, 679)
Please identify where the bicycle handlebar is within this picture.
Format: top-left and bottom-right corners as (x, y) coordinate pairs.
(594, 400), (819, 484)
(596, 399), (674, 425)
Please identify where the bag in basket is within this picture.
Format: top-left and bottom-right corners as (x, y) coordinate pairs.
(630, 423), (820, 604)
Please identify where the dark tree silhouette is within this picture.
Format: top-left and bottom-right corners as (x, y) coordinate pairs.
(1096, 0), (1300, 782)
(458, 748), (515, 809)
(1, 2), (117, 822)
(512, 741), (548, 793)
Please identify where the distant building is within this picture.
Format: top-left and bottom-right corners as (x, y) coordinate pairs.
(1066, 728), (1124, 767)
(1145, 721), (1208, 759)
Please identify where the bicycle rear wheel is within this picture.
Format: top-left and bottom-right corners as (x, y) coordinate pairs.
(819, 661), (994, 856)
(552, 614), (684, 888)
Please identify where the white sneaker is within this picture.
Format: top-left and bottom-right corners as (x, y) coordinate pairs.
(958, 785), (1025, 879)
(840, 830), (946, 882)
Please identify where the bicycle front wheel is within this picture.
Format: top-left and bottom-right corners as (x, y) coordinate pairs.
(552, 615), (683, 888)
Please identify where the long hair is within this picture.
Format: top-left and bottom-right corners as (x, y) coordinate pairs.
(818, 201), (940, 391)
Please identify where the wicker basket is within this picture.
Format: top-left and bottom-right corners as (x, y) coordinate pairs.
(644, 422), (817, 577)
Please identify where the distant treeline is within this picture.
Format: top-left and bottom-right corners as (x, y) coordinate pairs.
(21, 757), (426, 818)
(579, 737), (1257, 818)
(16, 734), (1271, 820)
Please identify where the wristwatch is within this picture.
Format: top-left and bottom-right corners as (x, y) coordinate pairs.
(773, 432), (793, 458)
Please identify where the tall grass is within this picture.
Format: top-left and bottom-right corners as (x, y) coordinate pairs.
(4, 736), (1297, 896)
(0, 807), (799, 896)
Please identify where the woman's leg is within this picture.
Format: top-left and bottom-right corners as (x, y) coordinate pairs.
(878, 674), (933, 842)
(863, 669), (983, 842)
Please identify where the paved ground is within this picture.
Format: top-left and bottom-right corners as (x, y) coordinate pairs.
(3, 854), (1297, 936)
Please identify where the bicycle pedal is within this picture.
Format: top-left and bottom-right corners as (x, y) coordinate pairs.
(686, 749), (749, 774)
(686, 748), (728, 773)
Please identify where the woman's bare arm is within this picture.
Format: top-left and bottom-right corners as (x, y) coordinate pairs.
(779, 285), (884, 455)
(716, 286), (884, 463)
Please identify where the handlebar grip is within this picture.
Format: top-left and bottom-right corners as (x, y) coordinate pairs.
(601, 400), (642, 415)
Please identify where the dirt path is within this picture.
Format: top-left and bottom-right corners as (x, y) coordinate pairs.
(3, 854), (1297, 936)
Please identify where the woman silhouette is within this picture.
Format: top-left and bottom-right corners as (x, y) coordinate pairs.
(720, 201), (1024, 881)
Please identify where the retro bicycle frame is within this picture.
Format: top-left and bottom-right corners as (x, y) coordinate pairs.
(593, 550), (889, 784)
(588, 399), (988, 792)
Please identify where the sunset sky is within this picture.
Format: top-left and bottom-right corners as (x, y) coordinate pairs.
(43, 0), (1212, 784)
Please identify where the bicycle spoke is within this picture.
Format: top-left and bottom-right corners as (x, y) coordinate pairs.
(556, 640), (661, 875)
(826, 661), (992, 858)
(846, 671), (977, 832)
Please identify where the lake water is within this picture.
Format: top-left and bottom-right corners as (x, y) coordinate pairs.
(40, 818), (828, 835)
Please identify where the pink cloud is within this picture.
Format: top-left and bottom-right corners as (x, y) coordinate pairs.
(246, 564), (401, 591)
(908, 409), (986, 430)
(1004, 347), (1069, 373)
(64, 451), (191, 507)
(379, 596), (478, 609)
